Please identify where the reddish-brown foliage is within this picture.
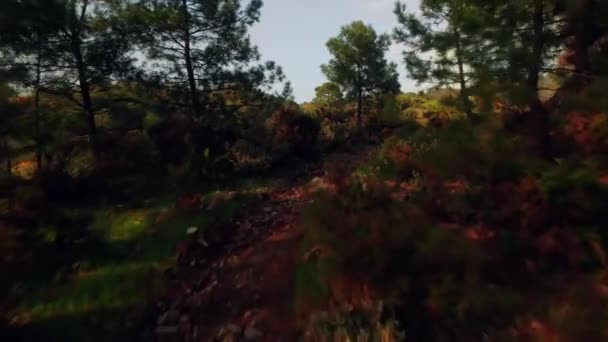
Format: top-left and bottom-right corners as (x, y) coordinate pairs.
(176, 194), (201, 212)
(564, 112), (608, 154)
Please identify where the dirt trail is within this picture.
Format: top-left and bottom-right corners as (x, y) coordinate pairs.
(150, 147), (377, 341)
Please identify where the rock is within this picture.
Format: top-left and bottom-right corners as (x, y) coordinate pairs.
(217, 323), (242, 338)
(155, 326), (179, 335)
(244, 325), (263, 340)
(71, 261), (81, 271)
(226, 323), (242, 335)
(157, 309), (180, 326)
(229, 302), (241, 315)
(200, 280), (219, 296)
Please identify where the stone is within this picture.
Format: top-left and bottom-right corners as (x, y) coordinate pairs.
(226, 324), (242, 335)
(155, 326), (178, 335)
(244, 325), (263, 340)
(217, 323), (242, 338)
(157, 309), (180, 326)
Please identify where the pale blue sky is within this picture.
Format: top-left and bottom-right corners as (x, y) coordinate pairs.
(250, 0), (422, 102)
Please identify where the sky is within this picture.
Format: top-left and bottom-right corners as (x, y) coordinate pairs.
(250, 0), (422, 103)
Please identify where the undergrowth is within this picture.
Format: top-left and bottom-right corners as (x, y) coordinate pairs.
(9, 191), (254, 341)
(298, 115), (608, 341)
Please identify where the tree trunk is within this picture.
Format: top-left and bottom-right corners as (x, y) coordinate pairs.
(565, 0), (593, 90)
(182, 0), (200, 118)
(34, 35), (42, 170)
(455, 32), (473, 118)
(528, 0), (544, 101)
(74, 45), (96, 148)
(356, 86), (363, 131)
(70, 2), (96, 151)
(573, 0), (591, 75)
(2, 136), (11, 176)
(528, 0), (551, 158)
(505, 3), (519, 85)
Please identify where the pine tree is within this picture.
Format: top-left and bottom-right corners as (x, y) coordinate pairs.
(129, 0), (284, 122)
(394, 0), (482, 117)
(0, 0), (64, 168)
(0, 0), (134, 152)
(321, 21), (400, 129)
(313, 82), (344, 114)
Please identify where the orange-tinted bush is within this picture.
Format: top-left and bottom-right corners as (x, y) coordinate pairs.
(266, 107), (321, 160)
(564, 112), (608, 154)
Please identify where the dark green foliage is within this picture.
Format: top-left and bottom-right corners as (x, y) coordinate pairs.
(290, 114), (321, 159)
(313, 82), (345, 116)
(322, 21), (400, 127)
(146, 117), (192, 167)
(266, 107), (321, 161)
(127, 0), (285, 119)
(301, 116), (608, 339)
(394, 0), (478, 116)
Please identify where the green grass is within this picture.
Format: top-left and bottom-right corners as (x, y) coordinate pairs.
(13, 190), (255, 341)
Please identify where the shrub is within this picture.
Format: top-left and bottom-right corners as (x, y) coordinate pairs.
(402, 107), (420, 121)
(299, 97), (608, 341)
(319, 119), (354, 150)
(147, 117), (192, 167)
(396, 93), (425, 109)
(266, 107), (321, 160)
(98, 131), (160, 175)
(228, 139), (271, 173)
(0, 174), (20, 198)
(292, 114), (321, 159)
(379, 136), (412, 173)
(563, 112), (608, 155)
(64, 149), (96, 179)
(380, 95), (402, 127)
(301, 169), (513, 340)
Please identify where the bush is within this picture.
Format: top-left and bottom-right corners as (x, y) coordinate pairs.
(319, 118), (355, 149)
(396, 93), (426, 109)
(291, 114), (321, 159)
(228, 139), (272, 173)
(104, 174), (153, 203)
(147, 117), (192, 167)
(379, 136), (412, 173)
(0, 174), (20, 198)
(39, 169), (100, 203)
(299, 118), (608, 340)
(301, 169), (511, 340)
(402, 107), (420, 121)
(380, 95), (402, 126)
(94, 131), (159, 176)
(266, 107), (321, 160)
